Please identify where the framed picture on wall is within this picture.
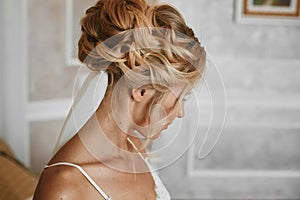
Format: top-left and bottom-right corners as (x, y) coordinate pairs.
(235, 0), (300, 25)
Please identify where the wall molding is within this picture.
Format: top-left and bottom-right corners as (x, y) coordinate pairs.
(187, 146), (300, 178)
(197, 94), (300, 108)
(27, 98), (72, 122)
(65, 0), (84, 67)
(187, 131), (300, 178)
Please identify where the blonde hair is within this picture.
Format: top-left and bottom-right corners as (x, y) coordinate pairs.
(78, 0), (206, 94)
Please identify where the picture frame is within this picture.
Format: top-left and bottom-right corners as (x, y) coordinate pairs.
(235, 0), (300, 25)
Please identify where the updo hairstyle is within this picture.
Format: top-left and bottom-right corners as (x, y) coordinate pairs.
(78, 0), (206, 94)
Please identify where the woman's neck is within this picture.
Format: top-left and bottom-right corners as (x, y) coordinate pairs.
(96, 97), (131, 152)
(77, 88), (144, 162)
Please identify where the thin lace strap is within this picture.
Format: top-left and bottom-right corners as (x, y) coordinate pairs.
(126, 137), (146, 161)
(126, 137), (171, 200)
(45, 162), (112, 200)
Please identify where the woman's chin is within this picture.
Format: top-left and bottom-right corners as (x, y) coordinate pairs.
(136, 125), (169, 141)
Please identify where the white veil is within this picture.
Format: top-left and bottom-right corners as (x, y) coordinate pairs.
(54, 71), (108, 153)
(53, 28), (226, 173)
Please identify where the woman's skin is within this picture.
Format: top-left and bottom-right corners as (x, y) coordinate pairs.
(33, 83), (186, 200)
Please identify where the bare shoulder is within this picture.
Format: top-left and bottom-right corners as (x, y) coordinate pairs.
(33, 164), (85, 200)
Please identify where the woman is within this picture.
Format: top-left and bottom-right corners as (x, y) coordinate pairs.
(33, 0), (206, 199)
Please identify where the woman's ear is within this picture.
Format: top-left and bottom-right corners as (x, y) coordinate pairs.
(131, 88), (156, 102)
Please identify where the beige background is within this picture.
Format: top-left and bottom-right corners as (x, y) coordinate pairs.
(1, 0), (300, 199)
